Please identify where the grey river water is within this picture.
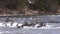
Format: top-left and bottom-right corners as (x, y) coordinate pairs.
(0, 15), (60, 34)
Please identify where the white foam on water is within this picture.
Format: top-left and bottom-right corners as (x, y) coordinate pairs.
(7, 22), (11, 27)
(12, 22), (18, 27)
(0, 22), (5, 26)
(6, 22), (18, 27)
(46, 24), (55, 27)
(23, 24), (60, 29)
(6, 22), (23, 27)
(0, 22), (60, 29)
(0, 23), (3, 26)
(5, 31), (10, 33)
(34, 24), (39, 27)
(0, 31), (10, 34)
(23, 26), (60, 29)
(0, 22), (22, 27)
(18, 24), (22, 26)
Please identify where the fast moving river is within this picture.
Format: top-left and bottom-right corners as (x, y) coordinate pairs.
(0, 15), (60, 34)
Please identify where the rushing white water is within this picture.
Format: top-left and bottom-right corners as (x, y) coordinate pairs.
(0, 22), (18, 27)
(0, 22), (60, 29)
(6, 22), (18, 27)
(23, 24), (57, 29)
(0, 22), (5, 26)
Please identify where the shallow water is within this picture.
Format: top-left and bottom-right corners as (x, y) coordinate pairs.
(0, 26), (60, 34)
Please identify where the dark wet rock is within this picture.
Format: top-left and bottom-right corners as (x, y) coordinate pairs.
(17, 26), (20, 28)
